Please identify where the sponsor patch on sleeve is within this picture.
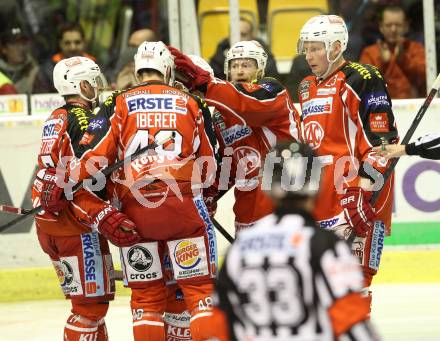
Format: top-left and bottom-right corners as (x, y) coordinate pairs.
(369, 113), (389, 132)
(79, 132), (95, 145)
(241, 82), (259, 92)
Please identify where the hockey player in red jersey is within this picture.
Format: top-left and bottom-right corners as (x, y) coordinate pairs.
(169, 41), (300, 233)
(206, 142), (379, 341)
(296, 15), (398, 306)
(45, 42), (218, 341)
(32, 57), (139, 341)
(163, 54), (219, 341)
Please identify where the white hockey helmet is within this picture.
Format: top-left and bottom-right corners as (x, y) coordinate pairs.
(297, 15), (348, 55)
(224, 40), (268, 78)
(53, 56), (105, 101)
(188, 54), (214, 76)
(134, 41), (175, 85)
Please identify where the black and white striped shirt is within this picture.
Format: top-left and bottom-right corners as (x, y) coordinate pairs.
(406, 133), (440, 160)
(213, 210), (377, 341)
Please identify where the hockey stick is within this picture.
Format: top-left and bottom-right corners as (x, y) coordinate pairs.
(347, 72), (440, 243)
(212, 217), (234, 243)
(370, 73), (440, 204)
(0, 205), (32, 215)
(0, 134), (175, 233)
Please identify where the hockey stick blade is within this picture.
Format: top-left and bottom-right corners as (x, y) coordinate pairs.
(0, 133), (174, 233)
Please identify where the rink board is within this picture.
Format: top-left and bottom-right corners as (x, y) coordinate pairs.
(0, 97), (439, 302)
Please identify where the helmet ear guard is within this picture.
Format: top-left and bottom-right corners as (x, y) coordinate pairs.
(224, 40), (268, 80)
(134, 41), (175, 86)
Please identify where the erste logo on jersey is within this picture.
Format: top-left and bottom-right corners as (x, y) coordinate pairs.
(302, 97), (333, 118)
(304, 121), (324, 150)
(220, 124), (252, 146)
(174, 240), (201, 270)
(42, 118), (63, 138)
(41, 118), (64, 154)
(127, 94), (187, 114)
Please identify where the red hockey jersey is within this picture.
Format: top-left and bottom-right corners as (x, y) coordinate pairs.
(32, 104), (109, 236)
(206, 77), (300, 225)
(298, 62), (398, 234)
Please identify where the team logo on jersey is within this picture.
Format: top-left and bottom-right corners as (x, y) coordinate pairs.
(174, 240), (202, 270)
(128, 246), (153, 272)
(220, 124), (252, 146)
(233, 146), (261, 175)
(304, 121), (324, 150)
(369, 113), (389, 132)
(302, 97), (333, 117)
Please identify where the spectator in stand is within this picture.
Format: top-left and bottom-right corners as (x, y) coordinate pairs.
(209, 17), (279, 79)
(34, 22), (97, 93)
(359, 5), (426, 99)
(110, 28), (157, 90)
(0, 70), (17, 94)
(0, 26), (39, 94)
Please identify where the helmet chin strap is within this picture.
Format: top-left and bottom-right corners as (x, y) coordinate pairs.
(79, 88), (99, 108)
(317, 48), (343, 81)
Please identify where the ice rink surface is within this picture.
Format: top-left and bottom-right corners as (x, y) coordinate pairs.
(1, 283), (439, 341)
